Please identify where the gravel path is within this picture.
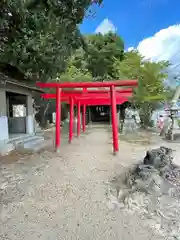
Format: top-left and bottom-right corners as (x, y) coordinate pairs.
(0, 124), (164, 240)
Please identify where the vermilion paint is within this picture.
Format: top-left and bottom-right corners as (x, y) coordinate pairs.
(69, 97), (74, 143)
(110, 85), (119, 154)
(55, 88), (61, 152)
(82, 88), (87, 132)
(61, 88), (133, 97)
(37, 80), (138, 89)
(82, 104), (86, 132)
(77, 101), (81, 137)
(37, 80), (138, 153)
(41, 92), (132, 101)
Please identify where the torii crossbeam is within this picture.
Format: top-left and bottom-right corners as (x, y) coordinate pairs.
(37, 80), (138, 154)
(42, 93), (131, 142)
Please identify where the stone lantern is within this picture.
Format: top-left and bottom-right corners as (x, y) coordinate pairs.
(165, 100), (180, 140)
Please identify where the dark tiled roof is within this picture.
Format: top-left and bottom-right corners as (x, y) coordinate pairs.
(0, 63), (43, 92)
(0, 72), (43, 92)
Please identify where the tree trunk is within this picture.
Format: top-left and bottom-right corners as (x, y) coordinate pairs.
(139, 104), (153, 128)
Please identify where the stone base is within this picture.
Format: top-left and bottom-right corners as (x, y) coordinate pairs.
(121, 118), (138, 134)
(0, 142), (15, 156)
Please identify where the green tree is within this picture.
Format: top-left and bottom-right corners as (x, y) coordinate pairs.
(84, 32), (124, 81)
(0, 0), (102, 81)
(114, 50), (170, 126)
(58, 54), (92, 83)
(0, 0), (102, 127)
(56, 32), (125, 82)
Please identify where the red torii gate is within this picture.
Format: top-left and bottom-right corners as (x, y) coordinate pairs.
(37, 80), (138, 154)
(41, 92), (132, 143)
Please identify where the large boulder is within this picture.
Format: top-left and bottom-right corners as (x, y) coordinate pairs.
(125, 164), (163, 196)
(143, 146), (173, 168)
(123, 146), (176, 197)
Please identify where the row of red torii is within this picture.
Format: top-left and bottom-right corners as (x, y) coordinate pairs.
(37, 80), (138, 154)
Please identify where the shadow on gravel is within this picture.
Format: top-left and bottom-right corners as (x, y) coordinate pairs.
(108, 146), (180, 239)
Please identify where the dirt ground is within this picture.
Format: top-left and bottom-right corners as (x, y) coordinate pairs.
(0, 124), (179, 240)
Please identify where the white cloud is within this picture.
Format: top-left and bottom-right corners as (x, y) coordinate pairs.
(127, 47), (135, 52)
(137, 24), (180, 86)
(95, 18), (117, 35)
(138, 25), (180, 61)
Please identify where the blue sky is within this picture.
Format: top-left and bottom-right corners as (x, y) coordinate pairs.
(81, 0), (179, 48)
(80, 0), (180, 86)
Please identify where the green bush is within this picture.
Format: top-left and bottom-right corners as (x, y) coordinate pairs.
(178, 119), (180, 127)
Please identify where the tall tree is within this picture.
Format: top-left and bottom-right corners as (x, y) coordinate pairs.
(84, 32), (124, 81)
(114, 50), (170, 126)
(58, 53), (92, 83)
(0, 0), (102, 81)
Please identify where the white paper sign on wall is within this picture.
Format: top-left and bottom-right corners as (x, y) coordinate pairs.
(0, 116), (9, 141)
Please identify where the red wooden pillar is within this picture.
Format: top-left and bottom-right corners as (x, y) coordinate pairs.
(69, 97), (74, 143)
(55, 87), (61, 152)
(77, 100), (81, 137)
(110, 85), (119, 154)
(82, 88), (87, 132)
(82, 104), (86, 132)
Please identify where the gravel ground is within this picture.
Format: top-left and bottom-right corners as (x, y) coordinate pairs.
(0, 124), (174, 240)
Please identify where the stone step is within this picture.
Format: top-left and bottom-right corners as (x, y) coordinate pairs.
(8, 135), (34, 144)
(8, 135), (45, 151)
(24, 139), (52, 152)
(23, 136), (44, 149)
(1, 134), (47, 155)
(9, 135), (44, 145)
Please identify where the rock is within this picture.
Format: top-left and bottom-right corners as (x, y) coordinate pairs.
(109, 145), (180, 239)
(114, 146), (180, 201)
(111, 145), (180, 205)
(135, 164), (158, 180)
(127, 164), (163, 196)
(143, 146), (173, 169)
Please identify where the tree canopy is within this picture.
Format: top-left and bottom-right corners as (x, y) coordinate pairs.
(113, 50), (170, 125)
(0, 1), (172, 127)
(60, 39), (171, 126)
(0, 0), (102, 81)
(84, 33), (124, 80)
(58, 32), (125, 82)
